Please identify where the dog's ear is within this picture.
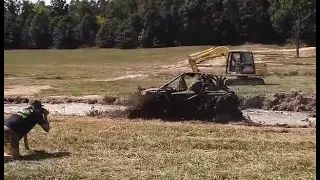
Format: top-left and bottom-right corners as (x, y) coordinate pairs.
(40, 124), (50, 132)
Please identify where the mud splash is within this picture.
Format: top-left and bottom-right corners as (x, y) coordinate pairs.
(125, 86), (244, 122)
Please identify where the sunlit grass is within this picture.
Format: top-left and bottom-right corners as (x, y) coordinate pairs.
(4, 116), (316, 179)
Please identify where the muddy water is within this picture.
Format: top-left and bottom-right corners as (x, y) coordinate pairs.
(242, 109), (316, 127)
(4, 103), (316, 127)
(4, 103), (127, 116)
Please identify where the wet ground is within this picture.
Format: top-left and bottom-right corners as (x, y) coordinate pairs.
(4, 103), (316, 127)
(4, 103), (127, 116)
(243, 109), (316, 127)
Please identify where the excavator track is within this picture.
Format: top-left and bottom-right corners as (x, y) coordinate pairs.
(224, 77), (265, 86)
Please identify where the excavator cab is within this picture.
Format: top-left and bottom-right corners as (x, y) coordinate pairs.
(226, 51), (256, 75)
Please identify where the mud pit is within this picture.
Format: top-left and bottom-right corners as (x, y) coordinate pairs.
(4, 103), (316, 127)
(4, 103), (127, 116)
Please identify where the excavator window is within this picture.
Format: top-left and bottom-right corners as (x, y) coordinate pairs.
(228, 52), (241, 73)
(227, 51), (255, 74)
(241, 52), (255, 74)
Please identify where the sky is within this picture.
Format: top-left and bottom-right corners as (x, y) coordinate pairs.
(30, 0), (72, 5)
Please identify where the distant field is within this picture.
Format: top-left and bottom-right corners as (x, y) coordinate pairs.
(4, 116), (316, 179)
(4, 45), (316, 98)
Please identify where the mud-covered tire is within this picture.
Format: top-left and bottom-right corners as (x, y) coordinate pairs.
(127, 92), (169, 119)
(198, 92), (243, 121)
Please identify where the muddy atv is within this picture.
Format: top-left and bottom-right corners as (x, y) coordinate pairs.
(128, 72), (244, 122)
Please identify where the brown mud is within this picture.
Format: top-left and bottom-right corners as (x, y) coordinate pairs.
(4, 103), (315, 127)
(5, 91), (316, 115)
(4, 95), (117, 105)
(241, 91), (316, 117)
(4, 86), (316, 127)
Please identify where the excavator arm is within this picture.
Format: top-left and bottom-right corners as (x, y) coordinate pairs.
(188, 46), (230, 72)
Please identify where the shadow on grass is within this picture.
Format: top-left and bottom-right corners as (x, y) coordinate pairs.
(20, 150), (71, 161)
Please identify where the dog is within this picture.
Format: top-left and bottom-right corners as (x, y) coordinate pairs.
(4, 106), (50, 160)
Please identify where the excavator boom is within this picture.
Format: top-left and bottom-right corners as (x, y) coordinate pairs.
(188, 46), (229, 72)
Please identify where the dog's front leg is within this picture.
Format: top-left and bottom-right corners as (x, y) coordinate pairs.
(23, 135), (30, 150)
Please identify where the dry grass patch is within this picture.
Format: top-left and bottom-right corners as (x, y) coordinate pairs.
(4, 116), (316, 179)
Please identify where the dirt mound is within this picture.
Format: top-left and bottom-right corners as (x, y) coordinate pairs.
(264, 91), (316, 112)
(4, 96), (30, 104)
(242, 91), (316, 115)
(241, 95), (265, 109)
(4, 95), (117, 105)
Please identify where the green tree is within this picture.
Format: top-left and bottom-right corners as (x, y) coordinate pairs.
(2, 0), (317, 50)
(238, 0), (274, 43)
(4, 12), (19, 49)
(52, 15), (77, 49)
(74, 13), (99, 47)
(29, 2), (51, 48)
(270, 0), (316, 57)
(18, 1), (35, 48)
(115, 14), (142, 49)
(95, 18), (119, 48)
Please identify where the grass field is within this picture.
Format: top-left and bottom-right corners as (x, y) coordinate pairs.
(4, 116), (316, 179)
(4, 45), (316, 98)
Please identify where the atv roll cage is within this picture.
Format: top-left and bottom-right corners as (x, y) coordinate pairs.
(160, 72), (229, 92)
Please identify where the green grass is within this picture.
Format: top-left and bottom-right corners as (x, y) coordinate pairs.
(4, 75), (316, 99)
(35, 79), (168, 98)
(235, 76), (316, 96)
(4, 47), (206, 78)
(4, 117), (316, 179)
(4, 45), (316, 98)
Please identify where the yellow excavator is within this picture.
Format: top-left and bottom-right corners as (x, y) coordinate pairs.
(188, 46), (268, 86)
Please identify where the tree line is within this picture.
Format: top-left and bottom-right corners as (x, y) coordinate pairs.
(4, 0), (316, 49)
